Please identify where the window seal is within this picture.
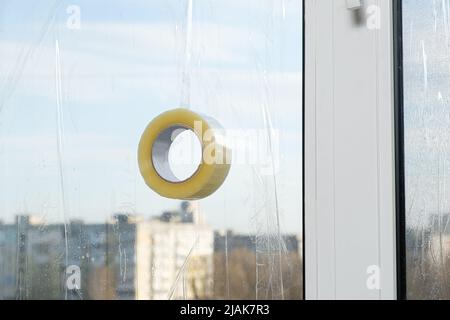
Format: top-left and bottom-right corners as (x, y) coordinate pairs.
(302, 0), (306, 301)
(393, 0), (407, 301)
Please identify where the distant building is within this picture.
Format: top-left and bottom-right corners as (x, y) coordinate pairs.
(67, 222), (114, 299)
(426, 213), (450, 255)
(214, 230), (300, 254)
(0, 202), (214, 300)
(0, 222), (20, 299)
(134, 201), (213, 300)
(0, 216), (67, 300)
(405, 213), (450, 267)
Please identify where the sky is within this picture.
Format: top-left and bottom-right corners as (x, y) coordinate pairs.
(0, 0), (303, 234)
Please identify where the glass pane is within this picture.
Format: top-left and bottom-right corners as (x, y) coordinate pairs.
(0, 1), (303, 300)
(403, 0), (450, 300)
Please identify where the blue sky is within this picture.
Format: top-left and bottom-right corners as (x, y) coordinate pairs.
(0, 0), (303, 234)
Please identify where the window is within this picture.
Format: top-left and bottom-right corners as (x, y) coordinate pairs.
(397, 0), (450, 300)
(0, 1), (303, 300)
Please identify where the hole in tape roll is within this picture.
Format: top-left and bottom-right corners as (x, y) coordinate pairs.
(152, 125), (202, 183)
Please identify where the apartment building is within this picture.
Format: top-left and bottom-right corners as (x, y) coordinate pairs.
(0, 202), (213, 300)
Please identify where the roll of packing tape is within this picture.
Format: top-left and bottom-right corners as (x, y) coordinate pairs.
(138, 108), (231, 200)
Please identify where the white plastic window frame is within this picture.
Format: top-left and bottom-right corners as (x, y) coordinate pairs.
(304, 0), (398, 300)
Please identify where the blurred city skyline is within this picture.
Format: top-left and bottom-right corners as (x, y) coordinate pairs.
(0, 200), (302, 300)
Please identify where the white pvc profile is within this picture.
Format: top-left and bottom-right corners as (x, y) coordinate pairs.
(304, 0), (397, 300)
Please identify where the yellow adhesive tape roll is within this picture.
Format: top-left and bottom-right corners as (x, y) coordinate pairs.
(138, 108), (231, 200)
